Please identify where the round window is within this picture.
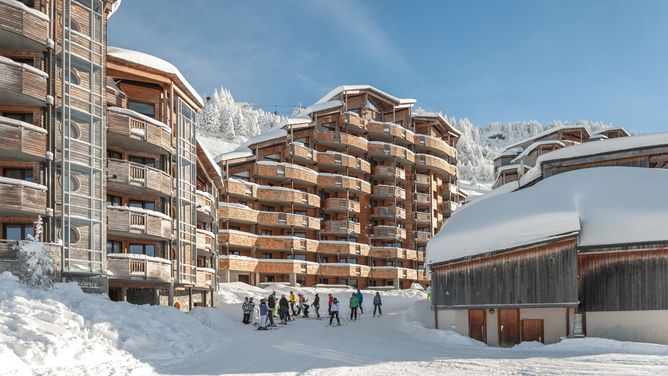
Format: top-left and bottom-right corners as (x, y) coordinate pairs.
(63, 226), (79, 245)
(62, 175), (80, 192)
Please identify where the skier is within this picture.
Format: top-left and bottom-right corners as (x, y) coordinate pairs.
(267, 293), (276, 327)
(279, 294), (290, 324)
(329, 298), (341, 326)
(248, 297), (256, 323)
(373, 292), (382, 317)
(242, 297), (250, 324)
(349, 292), (359, 321)
(355, 289), (364, 314)
(289, 291), (297, 316)
(258, 299), (269, 330)
(426, 284), (432, 300)
(327, 293), (334, 316)
(313, 293), (321, 319)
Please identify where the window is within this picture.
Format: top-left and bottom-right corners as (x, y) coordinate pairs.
(129, 244), (155, 257)
(107, 240), (122, 253)
(62, 226), (78, 245)
(106, 195), (121, 206)
(129, 200), (156, 211)
(129, 156), (155, 168)
(320, 122), (335, 131)
(128, 101), (155, 118)
(264, 153), (280, 162)
(261, 230), (272, 236)
(262, 253), (272, 259)
(230, 250), (240, 256)
(319, 257), (328, 263)
(3, 113), (33, 124)
(107, 150), (122, 159)
(288, 254), (306, 261)
(261, 206), (275, 212)
(293, 233), (306, 238)
(295, 137), (309, 144)
(3, 224), (33, 241)
(348, 108), (361, 115)
(3, 169), (33, 183)
(64, 121), (80, 139)
(294, 210), (307, 216)
(232, 170), (250, 181)
(66, 69), (81, 85)
(338, 258), (357, 264)
(63, 175), (79, 192)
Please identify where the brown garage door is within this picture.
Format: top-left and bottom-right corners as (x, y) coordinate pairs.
(498, 308), (520, 347)
(521, 319), (545, 343)
(468, 309), (486, 343)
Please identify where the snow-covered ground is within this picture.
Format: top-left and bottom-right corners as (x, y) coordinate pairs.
(1, 273), (667, 375)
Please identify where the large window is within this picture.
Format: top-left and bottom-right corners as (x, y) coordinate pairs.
(107, 240), (122, 253)
(4, 169), (33, 183)
(129, 243), (155, 257)
(106, 195), (121, 206)
(3, 113), (33, 124)
(129, 200), (156, 211)
(128, 101), (155, 118)
(3, 224), (33, 241)
(129, 156), (155, 168)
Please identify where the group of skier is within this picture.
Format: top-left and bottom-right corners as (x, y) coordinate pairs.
(241, 289), (383, 329)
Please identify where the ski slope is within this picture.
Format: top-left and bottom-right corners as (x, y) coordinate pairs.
(1, 273), (667, 375)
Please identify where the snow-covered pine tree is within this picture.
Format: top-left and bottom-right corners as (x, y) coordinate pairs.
(13, 216), (55, 289)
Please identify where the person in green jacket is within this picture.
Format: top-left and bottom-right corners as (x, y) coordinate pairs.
(349, 292), (359, 321)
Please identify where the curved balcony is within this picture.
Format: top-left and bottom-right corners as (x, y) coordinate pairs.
(257, 259), (319, 275)
(415, 153), (457, 178)
(107, 107), (172, 154)
(196, 229), (215, 254)
(369, 247), (417, 261)
(218, 229), (258, 249)
(195, 267), (215, 289)
(367, 142), (415, 164)
(414, 212), (432, 225)
(317, 151), (371, 174)
(196, 190), (216, 223)
(415, 174), (430, 187)
(285, 142), (317, 165)
(0, 177), (46, 216)
(319, 263), (370, 278)
(323, 198), (360, 213)
(224, 178), (257, 199)
(0, 116), (47, 161)
(107, 253), (172, 284)
(256, 186), (320, 208)
(373, 166), (405, 182)
(416, 231), (431, 245)
(0, 1), (49, 52)
(344, 111), (366, 132)
(318, 173), (371, 194)
(373, 185), (406, 200)
(415, 193), (431, 208)
(367, 121), (414, 146)
(369, 266), (417, 281)
(257, 235), (318, 253)
(107, 206), (172, 241)
(219, 255), (258, 273)
(443, 201), (459, 216)
(372, 226), (406, 240)
(321, 220), (361, 235)
(317, 241), (370, 257)
(106, 85), (127, 108)
(314, 130), (368, 156)
(218, 203), (258, 224)
(0, 56), (47, 106)
(372, 206), (406, 220)
(257, 211), (321, 230)
(415, 134), (457, 161)
(255, 161), (318, 186)
(107, 158), (172, 197)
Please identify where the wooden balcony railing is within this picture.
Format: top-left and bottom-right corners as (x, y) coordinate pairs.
(107, 253), (171, 283)
(367, 141), (415, 164)
(415, 134), (457, 160)
(0, 0), (49, 52)
(257, 259), (319, 275)
(317, 151), (371, 174)
(415, 192), (431, 207)
(323, 198), (360, 213)
(322, 220), (361, 235)
(415, 231), (431, 244)
(369, 266), (417, 280)
(372, 206), (406, 220)
(107, 107), (172, 154)
(286, 142), (317, 164)
(317, 241), (370, 256)
(370, 247), (417, 260)
(106, 85), (127, 107)
(373, 166), (406, 181)
(415, 153), (457, 178)
(367, 121), (415, 145)
(344, 111), (365, 130)
(255, 161), (318, 185)
(195, 267), (215, 289)
(373, 185), (406, 200)
(0, 116), (47, 161)
(256, 186), (320, 207)
(319, 263), (370, 278)
(414, 174), (430, 187)
(256, 235), (318, 253)
(314, 130), (368, 155)
(196, 229), (215, 253)
(218, 229), (258, 249)
(219, 255), (258, 273)
(414, 212), (431, 224)
(196, 190), (215, 221)
(372, 226), (407, 240)
(107, 206), (172, 240)
(218, 203), (258, 224)
(0, 56), (47, 106)
(107, 158), (172, 197)
(318, 173), (371, 194)
(224, 178), (257, 198)
(0, 177), (46, 216)
(257, 211), (321, 230)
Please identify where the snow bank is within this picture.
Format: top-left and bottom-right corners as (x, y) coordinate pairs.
(428, 167), (668, 264)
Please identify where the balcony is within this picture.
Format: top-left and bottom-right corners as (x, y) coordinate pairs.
(257, 259), (319, 275)
(0, 0), (49, 52)
(418, 270), (429, 281)
(344, 111), (365, 132)
(256, 186), (320, 208)
(414, 134), (457, 160)
(415, 193), (431, 208)
(107, 107), (172, 154)
(318, 173), (371, 194)
(447, 183), (458, 195)
(106, 84), (127, 108)
(367, 142), (415, 164)
(219, 255), (258, 273)
(314, 130), (368, 156)
(107, 253), (172, 283)
(372, 206), (406, 220)
(319, 263), (370, 278)
(417, 251), (425, 262)
(415, 174), (430, 187)
(107, 206), (172, 240)
(414, 212), (432, 225)
(370, 247), (417, 261)
(323, 198), (360, 213)
(285, 142), (317, 164)
(195, 267), (215, 289)
(321, 220), (361, 235)
(224, 178), (256, 199)
(107, 158), (172, 197)
(256, 235), (318, 253)
(369, 266), (417, 281)
(219, 203), (258, 224)
(372, 226), (406, 240)
(257, 211), (321, 230)
(218, 229), (258, 249)
(416, 231), (431, 244)
(196, 229), (215, 254)
(317, 151), (371, 174)
(366, 121), (414, 146)
(415, 153), (457, 178)
(443, 201), (459, 216)
(373, 166), (405, 181)
(372, 185), (406, 200)
(196, 190), (216, 223)
(0, 56), (47, 106)
(0, 177), (46, 216)
(0, 116), (47, 161)
(255, 161), (318, 186)
(317, 241), (370, 257)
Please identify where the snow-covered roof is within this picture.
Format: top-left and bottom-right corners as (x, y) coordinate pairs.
(588, 134), (608, 141)
(315, 85), (416, 106)
(510, 140), (565, 164)
(196, 137), (222, 177)
(107, 0), (122, 19)
(216, 125), (288, 163)
(412, 112), (462, 136)
(492, 147), (523, 160)
(428, 167), (668, 265)
(502, 125), (588, 153)
(496, 164), (530, 175)
(592, 127), (629, 136)
(294, 100), (343, 118)
(107, 47), (204, 107)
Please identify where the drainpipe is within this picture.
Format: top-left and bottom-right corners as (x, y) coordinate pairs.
(44, 0), (57, 243)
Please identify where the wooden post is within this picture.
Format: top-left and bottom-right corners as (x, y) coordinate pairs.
(188, 286), (193, 311)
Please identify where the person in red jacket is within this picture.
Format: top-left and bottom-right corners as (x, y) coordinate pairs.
(327, 293), (334, 315)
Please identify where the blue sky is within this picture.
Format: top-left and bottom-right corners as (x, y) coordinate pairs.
(108, 0), (668, 133)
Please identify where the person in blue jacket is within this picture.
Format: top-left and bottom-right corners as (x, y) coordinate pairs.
(258, 299), (269, 330)
(355, 289), (364, 314)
